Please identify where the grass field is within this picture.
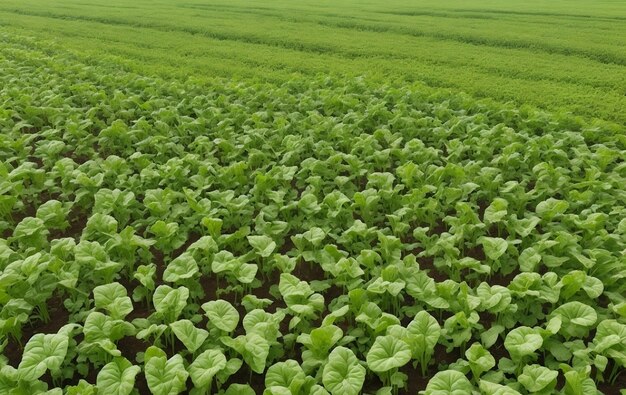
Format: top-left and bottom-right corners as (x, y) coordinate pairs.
(0, 0), (625, 124)
(1, 1), (626, 395)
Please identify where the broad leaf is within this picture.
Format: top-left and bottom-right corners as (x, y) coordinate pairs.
(423, 370), (472, 394)
(153, 285), (189, 323)
(504, 327), (543, 360)
(322, 346), (366, 395)
(202, 300), (240, 332)
(189, 349), (227, 388)
(93, 282), (133, 319)
(366, 335), (411, 372)
(518, 364), (558, 393)
(97, 357), (141, 395)
(163, 253), (198, 283)
(480, 237), (508, 260)
(17, 333), (69, 381)
(144, 346), (189, 395)
(169, 319), (209, 352)
(248, 235), (277, 257)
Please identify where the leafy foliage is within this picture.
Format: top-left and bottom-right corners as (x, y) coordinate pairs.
(0, 37), (624, 395)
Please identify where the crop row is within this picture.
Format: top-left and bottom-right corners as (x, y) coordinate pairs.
(0, 0), (625, 124)
(0, 42), (625, 394)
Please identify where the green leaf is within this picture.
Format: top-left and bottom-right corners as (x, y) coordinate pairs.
(512, 216), (540, 238)
(562, 368), (597, 395)
(224, 384), (256, 395)
(211, 251), (258, 284)
(248, 235), (277, 258)
(322, 346), (366, 395)
(211, 250), (238, 274)
(551, 301), (597, 338)
(478, 380), (522, 395)
(241, 294), (273, 312)
(216, 358), (243, 384)
(423, 370), (472, 394)
(465, 343), (495, 377)
(407, 310), (441, 350)
(518, 364), (558, 393)
(366, 335), (411, 373)
(169, 319), (209, 352)
(265, 360), (306, 393)
(202, 300), (239, 332)
(17, 333), (69, 381)
(93, 282), (133, 319)
(36, 200), (69, 229)
(481, 325), (504, 349)
(66, 380), (97, 395)
(480, 237), (508, 260)
(484, 198), (508, 224)
(310, 384), (331, 395)
(189, 349), (227, 388)
(518, 247), (542, 272)
(535, 198), (569, 220)
(83, 311), (133, 352)
(504, 327), (543, 360)
(593, 320), (626, 353)
(221, 333), (270, 374)
(298, 324), (344, 360)
(144, 346), (189, 395)
(163, 253), (198, 283)
(96, 357), (141, 395)
(153, 285), (189, 323)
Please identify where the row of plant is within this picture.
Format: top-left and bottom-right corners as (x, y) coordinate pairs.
(0, 40), (625, 394)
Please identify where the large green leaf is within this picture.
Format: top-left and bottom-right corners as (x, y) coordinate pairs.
(518, 364), (558, 393)
(504, 327), (543, 360)
(298, 324), (343, 355)
(423, 370), (472, 394)
(202, 300), (239, 332)
(144, 346), (189, 395)
(484, 198), (508, 223)
(17, 333), (69, 381)
(247, 235), (277, 257)
(550, 301), (597, 338)
(366, 335), (411, 373)
(480, 237), (508, 260)
(535, 198), (569, 220)
(265, 360), (306, 393)
(322, 346), (366, 395)
(407, 310), (441, 352)
(153, 285), (189, 323)
(465, 342), (495, 378)
(478, 380), (522, 395)
(221, 333), (270, 374)
(96, 357), (141, 395)
(163, 253), (198, 283)
(189, 349), (227, 388)
(93, 282), (133, 319)
(224, 384), (256, 395)
(169, 319), (209, 352)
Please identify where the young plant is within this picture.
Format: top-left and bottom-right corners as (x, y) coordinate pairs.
(366, 335), (411, 392)
(322, 346), (366, 395)
(144, 346), (188, 395)
(96, 357), (141, 395)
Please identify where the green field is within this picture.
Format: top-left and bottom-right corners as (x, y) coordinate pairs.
(0, 0), (625, 124)
(1, 1), (626, 395)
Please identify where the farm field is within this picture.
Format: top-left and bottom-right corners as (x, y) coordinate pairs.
(0, 0), (625, 124)
(1, 1), (626, 395)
